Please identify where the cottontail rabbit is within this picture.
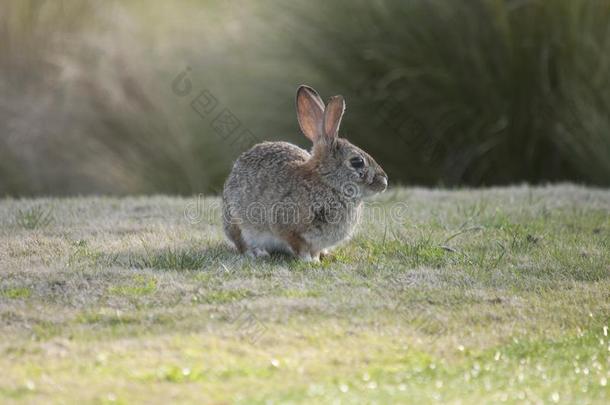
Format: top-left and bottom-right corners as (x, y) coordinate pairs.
(223, 85), (387, 261)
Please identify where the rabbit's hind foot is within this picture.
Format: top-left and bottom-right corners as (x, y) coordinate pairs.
(247, 247), (270, 258)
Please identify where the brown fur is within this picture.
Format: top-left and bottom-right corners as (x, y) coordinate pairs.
(222, 85), (388, 261)
(279, 230), (310, 257)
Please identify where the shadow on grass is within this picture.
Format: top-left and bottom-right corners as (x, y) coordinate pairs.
(102, 241), (237, 271)
(102, 241), (305, 271)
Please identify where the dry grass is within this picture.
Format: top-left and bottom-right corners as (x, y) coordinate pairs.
(0, 185), (609, 403)
(2, 1), (609, 196)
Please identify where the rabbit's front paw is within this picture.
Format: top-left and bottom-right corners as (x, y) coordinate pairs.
(318, 249), (332, 261)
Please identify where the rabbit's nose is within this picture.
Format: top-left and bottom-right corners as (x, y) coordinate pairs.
(379, 176), (388, 188)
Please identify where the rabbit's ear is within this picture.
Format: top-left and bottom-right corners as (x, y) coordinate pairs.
(296, 85), (325, 143)
(323, 95), (345, 142)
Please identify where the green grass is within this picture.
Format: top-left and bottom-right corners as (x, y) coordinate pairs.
(1, 1), (609, 196)
(107, 275), (157, 297)
(1, 287), (31, 299)
(0, 186), (609, 403)
(15, 205), (53, 229)
(278, 0), (610, 186)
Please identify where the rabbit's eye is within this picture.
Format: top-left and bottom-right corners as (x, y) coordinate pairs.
(350, 156), (365, 169)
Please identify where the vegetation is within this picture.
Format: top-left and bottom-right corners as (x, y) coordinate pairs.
(1, 0), (609, 196)
(1, 186), (609, 403)
(278, 0), (610, 186)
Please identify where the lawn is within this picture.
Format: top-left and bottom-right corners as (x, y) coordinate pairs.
(0, 185), (609, 404)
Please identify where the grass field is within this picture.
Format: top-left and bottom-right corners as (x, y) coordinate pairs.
(1, 185), (609, 404)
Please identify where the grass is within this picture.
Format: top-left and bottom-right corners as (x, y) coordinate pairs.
(1, 1), (609, 196)
(278, 0), (610, 186)
(0, 185), (609, 403)
(15, 205), (53, 229)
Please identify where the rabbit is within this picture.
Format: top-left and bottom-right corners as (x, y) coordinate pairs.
(222, 85), (388, 262)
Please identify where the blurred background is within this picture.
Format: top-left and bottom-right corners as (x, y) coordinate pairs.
(1, 0), (609, 196)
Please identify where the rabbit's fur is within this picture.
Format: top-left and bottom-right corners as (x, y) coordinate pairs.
(222, 85), (388, 261)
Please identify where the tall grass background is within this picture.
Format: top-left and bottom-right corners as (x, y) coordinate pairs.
(1, 0), (609, 196)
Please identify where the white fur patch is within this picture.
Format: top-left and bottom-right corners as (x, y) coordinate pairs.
(242, 229), (292, 254)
